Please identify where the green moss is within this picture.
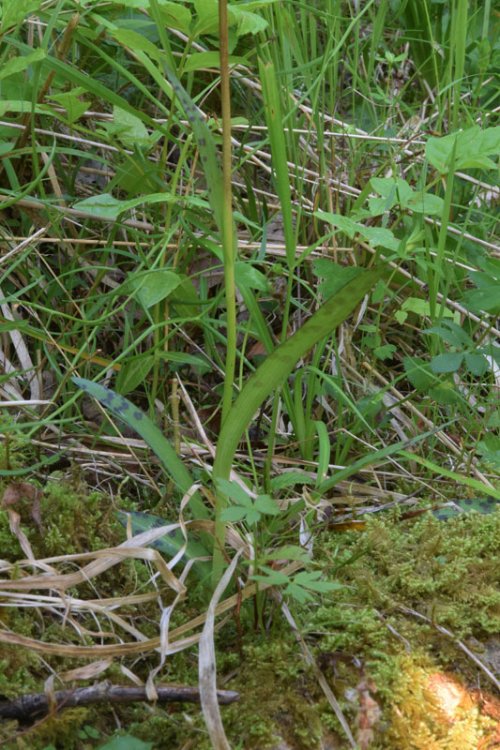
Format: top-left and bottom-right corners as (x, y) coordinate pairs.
(4, 709), (91, 750)
(308, 509), (500, 744)
(1, 479), (498, 749)
(221, 638), (324, 750)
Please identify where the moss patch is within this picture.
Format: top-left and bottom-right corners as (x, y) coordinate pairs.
(1, 479), (498, 749)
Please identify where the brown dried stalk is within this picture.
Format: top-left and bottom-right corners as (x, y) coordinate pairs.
(0, 682), (239, 723)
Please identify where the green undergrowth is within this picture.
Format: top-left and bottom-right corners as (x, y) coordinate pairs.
(1, 477), (498, 748)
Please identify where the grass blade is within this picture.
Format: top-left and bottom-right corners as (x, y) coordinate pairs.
(213, 267), (384, 482)
(72, 378), (209, 519)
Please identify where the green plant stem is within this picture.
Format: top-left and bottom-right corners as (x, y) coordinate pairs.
(213, 0), (238, 582)
(219, 0), (237, 425)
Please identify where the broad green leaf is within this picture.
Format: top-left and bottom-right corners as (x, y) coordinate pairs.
(0, 0), (41, 32)
(220, 507), (250, 522)
(97, 733), (153, 750)
(72, 378), (208, 519)
(193, 3), (269, 40)
(169, 276), (202, 320)
(82, 0), (146, 6)
(213, 267), (384, 482)
(374, 343), (396, 360)
(316, 210), (398, 250)
(430, 352), (464, 373)
(48, 89), (90, 124)
(118, 511), (211, 581)
(72, 195), (130, 220)
(244, 509), (261, 525)
(215, 479), (252, 507)
(401, 297), (453, 319)
(406, 192), (444, 215)
(464, 352), (489, 376)
(361, 226), (399, 251)
(426, 126), (500, 174)
(0, 49), (45, 81)
(424, 322), (472, 348)
(254, 495), (280, 515)
(252, 569), (290, 586)
(158, 351), (211, 375)
(476, 437), (500, 470)
(313, 260), (361, 299)
(401, 298), (432, 317)
(103, 106), (155, 149)
(370, 177), (413, 209)
(284, 584), (313, 603)
(462, 281), (500, 314)
(235, 262), (271, 292)
(316, 211), (358, 238)
(183, 51), (247, 73)
(106, 28), (163, 62)
(126, 269), (183, 309)
(231, 8), (268, 36)
(73, 193), (182, 220)
(154, 1), (192, 33)
(193, 0), (218, 35)
(429, 382), (461, 406)
(263, 546), (311, 562)
(0, 100), (46, 116)
(369, 177), (444, 217)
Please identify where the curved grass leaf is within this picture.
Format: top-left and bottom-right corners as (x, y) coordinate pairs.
(213, 267), (384, 482)
(72, 378), (208, 519)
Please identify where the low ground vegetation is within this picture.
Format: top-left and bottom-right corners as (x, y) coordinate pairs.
(0, 0), (498, 747)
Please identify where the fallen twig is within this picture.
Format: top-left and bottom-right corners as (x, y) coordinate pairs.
(0, 682), (239, 723)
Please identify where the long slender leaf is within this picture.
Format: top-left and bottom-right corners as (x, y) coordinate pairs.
(213, 267), (384, 482)
(399, 451), (500, 500)
(72, 378), (209, 519)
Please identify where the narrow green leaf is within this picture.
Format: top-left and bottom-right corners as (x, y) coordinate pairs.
(213, 268), (384, 481)
(259, 60), (296, 269)
(399, 451), (500, 500)
(161, 69), (224, 231)
(72, 378), (208, 519)
(318, 425), (448, 494)
(115, 355), (155, 395)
